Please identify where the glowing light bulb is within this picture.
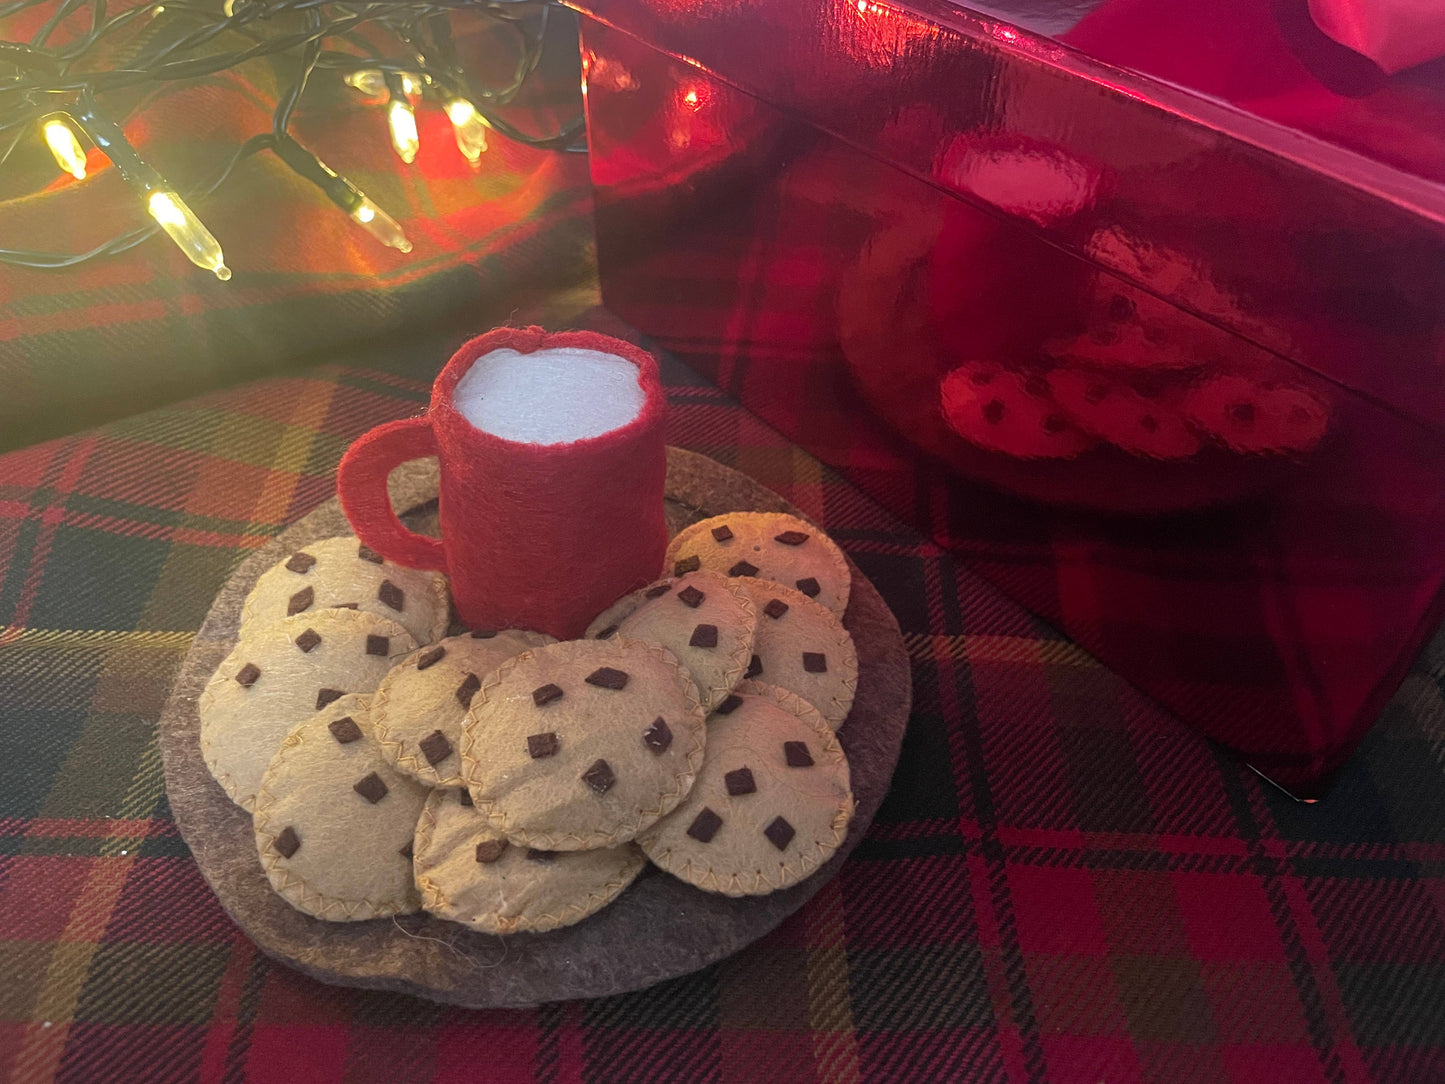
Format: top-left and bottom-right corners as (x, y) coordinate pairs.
(43, 118), (87, 180)
(400, 74), (422, 96)
(444, 98), (488, 165)
(349, 197), (412, 252)
(147, 191), (230, 280)
(344, 69), (385, 97)
(387, 99), (419, 164)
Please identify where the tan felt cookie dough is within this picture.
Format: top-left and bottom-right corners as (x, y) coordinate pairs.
(413, 788), (646, 935)
(371, 629), (557, 788)
(584, 570), (755, 713)
(734, 582), (858, 731)
(199, 609), (417, 811)
(461, 638), (707, 851)
(253, 694), (430, 921)
(665, 512), (851, 616)
(240, 534), (449, 647)
(638, 682), (853, 897)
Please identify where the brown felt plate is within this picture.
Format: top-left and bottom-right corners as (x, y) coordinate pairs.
(158, 447), (911, 1008)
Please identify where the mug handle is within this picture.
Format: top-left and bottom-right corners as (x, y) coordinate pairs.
(336, 416), (448, 572)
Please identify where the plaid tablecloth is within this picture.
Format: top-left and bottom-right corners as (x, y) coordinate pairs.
(1, 282), (1443, 1083)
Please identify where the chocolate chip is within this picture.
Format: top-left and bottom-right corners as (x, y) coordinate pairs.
(645, 584), (672, 599)
(470, 628), (498, 639)
(643, 717), (673, 753)
(1139, 415), (1159, 433)
(294, 628), (321, 654)
(690, 623), (719, 649)
(476, 839), (508, 864)
(1230, 402), (1256, 425)
(724, 767), (756, 796)
(377, 580), (405, 611)
(784, 741), (814, 767)
(677, 586), (705, 608)
(287, 586), (314, 616)
(458, 788), (473, 806)
(316, 688), (345, 710)
(775, 531), (810, 546)
(285, 552), (316, 574)
(745, 654), (763, 679)
(328, 716), (362, 744)
(358, 544), (384, 564)
(526, 848), (556, 863)
(582, 759), (616, 794)
(273, 827), (300, 858)
(686, 807), (723, 843)
(532, 683), (564, 707)
(353, 772), (388, 803)
(1107, 293), (1136, 322)
(674, 555), (701, 576)
(398, 840), (414, 860)
(764, 816), (796, 851)
(595, 625), (619, 640)
(419, 729), (453, 765)
(711, 525), (734, 542)
(802, 652), (827, 673)
(235, 663), (261, 687)
(728, 560), (759, 578)
(527, 732), (560, 759)
(1043, 414), (1068, 435)
(795, 577), (821, 598)
(764, 598), (789, 620)
(366, 634), (389, 657)
(982, 399), (1006, 425)
(456, 673), (481, 708)
(715, 694), (742, 715)
(416, 645), (446, 670)
(585, 667), (629, 690)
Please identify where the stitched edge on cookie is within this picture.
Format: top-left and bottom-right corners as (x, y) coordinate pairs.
(664, 512), (852, 614)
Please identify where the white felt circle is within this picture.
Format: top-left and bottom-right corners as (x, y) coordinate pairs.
(451, 348), (646, 445)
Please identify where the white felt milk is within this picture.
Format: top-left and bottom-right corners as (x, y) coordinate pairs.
(451, 347), (647, 444)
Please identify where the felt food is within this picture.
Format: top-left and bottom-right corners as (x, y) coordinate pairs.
(371, 628), (557, 788)
(1041, 283), (1204, 373)
(1184, 375), (1329, 455)
(252, 694), (430, 921)
(584, 570), (756, 712)
(665, 512), (852, 616)
(412, 788), (647, 935)
(460, 639), (708, 851)
(732, 581), (858, 731)
(241, 535), (450, 647)
(939, 362), (1096, 460)
(638, 683), (854, 898)
(1046, 368), (1202, 460)
(200, 609), (417, 811)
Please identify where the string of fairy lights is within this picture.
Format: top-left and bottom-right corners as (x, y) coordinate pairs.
(0, 0), (583, 277)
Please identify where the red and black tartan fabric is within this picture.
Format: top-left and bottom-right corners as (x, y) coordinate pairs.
(0, 286), (1443, 1083)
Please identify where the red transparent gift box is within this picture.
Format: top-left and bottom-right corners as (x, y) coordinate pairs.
(568, 0), (1445, 796)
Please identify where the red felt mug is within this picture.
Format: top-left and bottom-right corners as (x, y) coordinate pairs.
(337, 326), (669, 640)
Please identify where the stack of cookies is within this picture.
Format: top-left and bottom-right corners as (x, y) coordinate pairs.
(197, 511), (860, 935)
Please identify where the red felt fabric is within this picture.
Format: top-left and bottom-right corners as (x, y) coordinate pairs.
(338, 325), (669, 639)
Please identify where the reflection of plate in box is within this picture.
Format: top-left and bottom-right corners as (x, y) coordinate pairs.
(158, 447), (910, 1008)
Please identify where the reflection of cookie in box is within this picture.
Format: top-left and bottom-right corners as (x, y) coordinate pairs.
(1046, 368), (1201, 460)
(1185, 375), (1329, 455)
(939, 363), (1095, 460)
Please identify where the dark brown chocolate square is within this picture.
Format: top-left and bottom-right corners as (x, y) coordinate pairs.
(328, 716), (362, 744)
(673, 555), (701, 576)
(582, 759), (616, 794)
(802, 652), (828, 673)
(353, 772), (389, 804)
(645, 584), (672, 600)
(745, 654), (763, 679)
(419, 729), (453, 765)
(763, 816), (796, 851)
(416, 645), (446, 670)
(724, 767), (756, 796)
(287, 586), (314, 616)
(775, 531), (810, 546)
(686, 807), (723, 843)
(595, 625), (618, 640)
(714, 694), (743, 715)
(783, 741), (814, 767)
(527, 732), (560, 759)
(285, 552), (316, 574)
(315, 688), (345, 710)
(795, 577), (821, 598)
(532, 683), (564, 707)
(475, 839), (507, 864)
(677, 586), (705, 608)
(365, 634), (389, 657)
(398, 840), (414, 860)
(470, 628), (498, 639)
(377, 580), (405, 611)
(711, 525), (734, 542)
(728, 560), (759, 578)
(294, 628), (321, 654)
(764, 598), (789, 620)
(689, 623), (719, 649)
(455, 673), (481, 708)
(358, 544), (384, 564)
(585, 667), (629, 690)
(458, 788), (473, 806)
(642, 717), (673, 753)
(235, 663), (261, 687)
(273, 826), (300, 858)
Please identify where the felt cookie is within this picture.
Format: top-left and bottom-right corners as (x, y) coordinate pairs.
(637, 682), (853, 897)
(664, 512), (852, 616)
(1040, 287), (1202, 372)
(1184, 375), (1329, 455)
(1046, 368), (1201, 460)
(252, 694), (430, 921)
(199, 609), (418, 811)
(732, 581), (857, 730)
(240, 535), (449, 647)
(412, 788), (646, 935)
(371, 628), (557, 788)
(460, 638), (707, 851)
(939, 363), (1096, 460)
(584, 570), (755, 712)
